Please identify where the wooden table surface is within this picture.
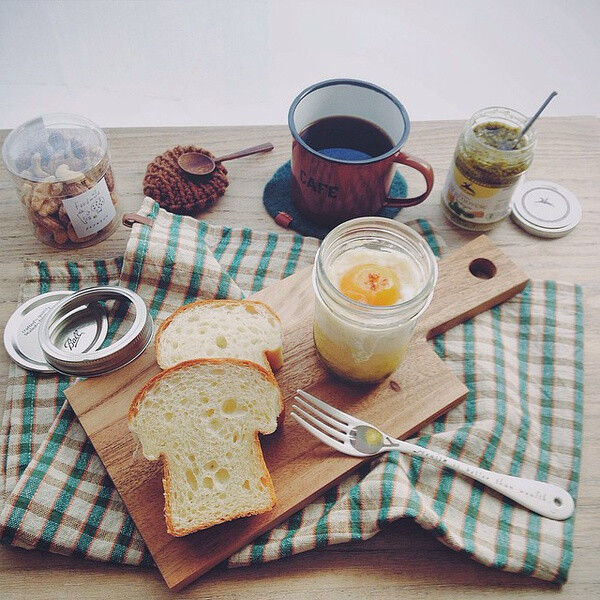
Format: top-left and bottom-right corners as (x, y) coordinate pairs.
(0, 117), (598, 599)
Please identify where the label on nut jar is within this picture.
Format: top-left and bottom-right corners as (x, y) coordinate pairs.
(61, 177), (116, 238)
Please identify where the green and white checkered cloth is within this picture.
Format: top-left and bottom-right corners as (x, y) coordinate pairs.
(0, 197), (583, 583)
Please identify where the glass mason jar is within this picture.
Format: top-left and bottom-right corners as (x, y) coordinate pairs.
(441, 107), (536, 231)
(2, 113), (119, 248)
(312, 217), (438, 384)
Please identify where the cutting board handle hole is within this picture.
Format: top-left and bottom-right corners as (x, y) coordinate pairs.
(469, 258), (497, 280)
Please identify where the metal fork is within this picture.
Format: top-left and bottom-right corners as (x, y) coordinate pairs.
(291, 389), (574, 521)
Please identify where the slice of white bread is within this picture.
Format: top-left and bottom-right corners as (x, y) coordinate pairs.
(154, 300), (283, 372)
(128, 358), (283, 536)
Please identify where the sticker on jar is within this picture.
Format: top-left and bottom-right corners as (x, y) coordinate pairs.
(442, 166), (522, 224)
(61, 177), (116, 238)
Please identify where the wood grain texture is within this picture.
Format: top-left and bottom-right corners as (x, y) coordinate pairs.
(64, 235), (528, 590)
(1, 117), (598, 599)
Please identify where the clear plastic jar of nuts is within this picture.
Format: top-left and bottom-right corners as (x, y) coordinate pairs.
(2, 113), (119, 248)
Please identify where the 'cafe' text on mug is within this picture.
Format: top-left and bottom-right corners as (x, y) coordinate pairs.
(300, 170), (339, 198)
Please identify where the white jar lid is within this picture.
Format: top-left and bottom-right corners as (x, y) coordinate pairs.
(511, 180), (581, 238)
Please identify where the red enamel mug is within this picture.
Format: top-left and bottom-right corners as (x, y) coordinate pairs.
(288, 79), (434, 226)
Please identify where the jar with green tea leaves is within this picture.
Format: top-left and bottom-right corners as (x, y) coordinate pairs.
(441, 107), (536, 231)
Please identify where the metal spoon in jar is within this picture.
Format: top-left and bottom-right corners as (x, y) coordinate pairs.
(504, 91), (558, 150)
(177, 142), (274, 176)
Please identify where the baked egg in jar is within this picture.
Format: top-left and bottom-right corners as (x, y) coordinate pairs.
(312, 217), (437, 384)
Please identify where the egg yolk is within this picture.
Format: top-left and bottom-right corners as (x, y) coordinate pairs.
(338, 263), (402, 306)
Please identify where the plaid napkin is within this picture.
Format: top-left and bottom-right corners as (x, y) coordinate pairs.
(0, 197), (582, 584)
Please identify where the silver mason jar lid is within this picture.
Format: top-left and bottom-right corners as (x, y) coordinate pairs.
(38, 286), (153, 376)
(4, 290), (108, 373)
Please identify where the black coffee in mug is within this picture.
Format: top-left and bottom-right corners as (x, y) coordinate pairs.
(289, 79), (434, 225)
(299, 116), (395, 162)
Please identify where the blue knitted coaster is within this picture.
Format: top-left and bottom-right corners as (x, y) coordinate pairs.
(262, 161), (407, 239)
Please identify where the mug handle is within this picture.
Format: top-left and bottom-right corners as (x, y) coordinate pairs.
(385, 151), (434, 207)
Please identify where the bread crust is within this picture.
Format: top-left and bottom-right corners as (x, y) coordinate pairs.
(154, 299), (283, 372)
(128, 357), (282, 537)
(162, 441), (277, 537)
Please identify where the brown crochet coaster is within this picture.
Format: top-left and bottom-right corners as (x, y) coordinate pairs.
(142, 145), (229, 215)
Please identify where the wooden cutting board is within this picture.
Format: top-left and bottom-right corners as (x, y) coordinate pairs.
(65, 235), (528, 591)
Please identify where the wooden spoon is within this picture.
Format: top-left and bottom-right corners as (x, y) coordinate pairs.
(177, 143), (274, 176)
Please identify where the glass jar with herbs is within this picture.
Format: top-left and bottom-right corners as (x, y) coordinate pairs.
(441, 107), (536, 231)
